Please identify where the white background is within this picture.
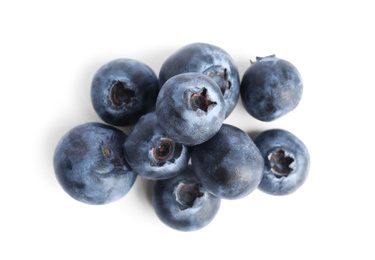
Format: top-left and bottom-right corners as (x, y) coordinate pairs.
(1, 1), (374, 259)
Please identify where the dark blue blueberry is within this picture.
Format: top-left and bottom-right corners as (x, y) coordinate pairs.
(53, 122), (137, 205)
(153, 165), (221, 231)
(91, 58), (159, 126)
(240, 55), (303, 121)
(253, 129), (310, 196)
(192, 124), (264, 200)
(156, 73), (225, 146)
(159, 43), (240, 118)
(124, 112), (190, 180)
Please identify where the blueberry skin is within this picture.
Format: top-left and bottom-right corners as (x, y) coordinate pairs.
(192, 124), (264, 200)
(153, 165), (221, 232)
(156, 73), (225, 146)
(253, 129), (310, 196)
(91, 58), (159, 126)
(53, 122), (137, 205)
(159, 42), (240, 118)
(240, 55), (303, 121)
(124, 112), (190, 180)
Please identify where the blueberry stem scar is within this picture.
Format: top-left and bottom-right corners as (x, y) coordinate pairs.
(268, 149), (294, 177)
(184, 87), (217, 113)
(175, 182), (204, 210)
(206, 67), (231, 95)
(110, 81), (135, 106)
(102, 148), (111, 158)
(152, 138), (174, 163)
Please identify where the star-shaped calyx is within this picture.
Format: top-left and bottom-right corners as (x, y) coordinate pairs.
(110, 80), (135, 107)
(148, 136), (183, 167)
(268, 149), (295, 178)
(203, 66), (232, 95)
(150, 138), (174, 166)
(183, 87), (217, 113)
(174, 181), (205, 211)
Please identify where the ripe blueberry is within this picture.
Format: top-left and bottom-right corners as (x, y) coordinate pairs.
(254, 129), (310, 195)
(240, 55), (303, 121)
(159, 42), (240, 118)
(156, 73), (225, 146)
(153, 165), (221, 231)
(192, 124), (264, 199)
(53, 122), (137, 204)
(91, 58), (159, 126)
(124, 112), (190, 180)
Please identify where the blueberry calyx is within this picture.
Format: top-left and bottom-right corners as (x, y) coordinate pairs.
(110, 81), (135, 106)
(102, 148), (111, 158)
(256, 54), (276, 61)
(204, 66), (232, 95)
(148, 137), (183, 167)
(250, 54), (276, 64)
(152, 138), (174, 164)
(268, 149), (295, 178)
(175, 182), (204, 211)
(183, 87), (217, 113)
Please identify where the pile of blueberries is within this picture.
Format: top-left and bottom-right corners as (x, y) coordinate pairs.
(53, 43), (310, 231)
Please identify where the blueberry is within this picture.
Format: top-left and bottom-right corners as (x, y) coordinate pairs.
(153, 165), (221, 231)
(91, 58), (159, 126)
(191, 124), (264, 200)
(156, 73), (225, 146)
(253, 129), (310, 196)
(124, 112), (190, 180)
(240, 55), (303, 121)
(53, 122), (137, 205)
(159, 43), (240, 118)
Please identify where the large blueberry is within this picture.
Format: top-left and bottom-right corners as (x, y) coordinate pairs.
(124, 112), (190, 180)
(153, 165), (221, 231)
(254, 129), (310, 196)
(159, 43), (240, 118)
(53, 122), (137, 205)
(156, 73), (225, 146)
(91, 58), (159, 126)
(240, 55), (303, 121)
(192, 124), (264, 200)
